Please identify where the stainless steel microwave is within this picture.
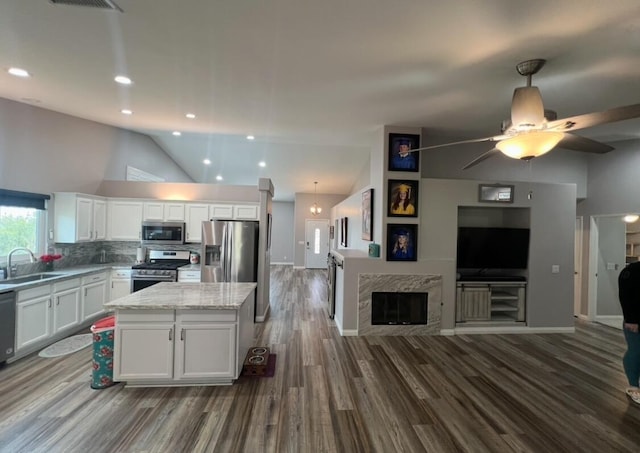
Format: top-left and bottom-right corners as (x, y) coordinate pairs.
(141, 221), (186, 245)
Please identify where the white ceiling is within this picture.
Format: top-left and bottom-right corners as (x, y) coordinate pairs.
(2, 0), (640, 201)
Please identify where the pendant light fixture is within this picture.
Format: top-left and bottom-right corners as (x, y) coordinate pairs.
(310, 181), (322, 216)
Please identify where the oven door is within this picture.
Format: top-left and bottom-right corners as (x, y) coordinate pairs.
(131, 276), (175, 293)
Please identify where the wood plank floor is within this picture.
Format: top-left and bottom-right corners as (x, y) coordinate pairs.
(1, 265), (640, 452)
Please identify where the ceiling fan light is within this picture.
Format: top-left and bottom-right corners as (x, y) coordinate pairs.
(496, 131), (564, 160)
(511, 86), (544, 129)
(623, 214), (639, 223)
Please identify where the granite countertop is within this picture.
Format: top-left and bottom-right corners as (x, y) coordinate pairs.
(104, 282), (257, 310)
(0, 263), (132, 292)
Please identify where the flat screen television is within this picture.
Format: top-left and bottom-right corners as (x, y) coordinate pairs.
(456, 227), (530, 269)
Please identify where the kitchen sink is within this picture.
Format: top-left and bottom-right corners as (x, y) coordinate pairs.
(3, 273), (65, 285)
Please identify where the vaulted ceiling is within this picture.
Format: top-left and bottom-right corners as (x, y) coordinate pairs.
(2, 0), (640, 200)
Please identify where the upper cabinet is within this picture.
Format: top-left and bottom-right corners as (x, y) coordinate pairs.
(210, 204), (234, 220)
(143, 202), (185, 221)
(108, 200), (143, 241)
(233, 205), (259, 220)
(54, 193), (107, 243)
(185, 204), (210, 243)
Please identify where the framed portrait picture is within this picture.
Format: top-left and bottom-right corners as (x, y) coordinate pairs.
(361, 188), (373, 241)
(388, 133), (420, 172)
(387, 179), (418, 217)
(386, 223), (417, 261)
(340, 217), (349, 247)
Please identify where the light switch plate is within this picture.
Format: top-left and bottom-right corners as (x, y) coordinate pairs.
(551, 265), (560, 273)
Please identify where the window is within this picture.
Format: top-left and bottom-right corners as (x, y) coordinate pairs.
(0, 189), (50, 265)
(0, 206), (45, 263)
(314, 228), (320, 254)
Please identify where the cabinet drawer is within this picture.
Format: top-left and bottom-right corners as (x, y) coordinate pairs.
(54, 278), (81, 292)
(117, 310), (175, 322)
(178, 271), (201, 280)
(82, 273), (107, 285)
(112, 269), (132, 279)
(18, 284), (52, 302)
(179, 310), (237, 322)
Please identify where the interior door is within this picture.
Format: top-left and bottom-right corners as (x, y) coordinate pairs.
(574, 217), (583, 317)
(305, 219), (329, 269)
(595, 215), (625, 326)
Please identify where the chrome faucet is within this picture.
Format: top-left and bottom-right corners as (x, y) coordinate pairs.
(6, 247), (38, 279)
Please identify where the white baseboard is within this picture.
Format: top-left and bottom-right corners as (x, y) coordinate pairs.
(439, 329), (456, 336)
(339, 329), (359, 336)
(270, 262), (294, 265)
(454, 326), (575, 335)
(575, 314), (590, 321)
(255, 304), (271, 323)
(595, 315), (623, 329)
(293, 266), (305, 270)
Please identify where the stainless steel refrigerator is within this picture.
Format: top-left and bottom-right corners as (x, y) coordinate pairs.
(201, 220), (259, 282)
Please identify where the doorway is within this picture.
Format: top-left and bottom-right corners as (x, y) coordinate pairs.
(305, 219), (330, 269)
(574, 217), (583, 317)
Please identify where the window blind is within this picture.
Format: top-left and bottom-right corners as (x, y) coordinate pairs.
(0, 189), (51, 210)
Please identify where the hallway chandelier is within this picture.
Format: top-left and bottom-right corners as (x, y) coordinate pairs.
(310, 181), (322, 216)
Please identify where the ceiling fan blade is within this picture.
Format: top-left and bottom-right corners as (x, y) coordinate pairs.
(409, 135), (507, 153)
(462, 148), (501, 170)
(547, 103), (640, 132)
(557, 133), (614, 154)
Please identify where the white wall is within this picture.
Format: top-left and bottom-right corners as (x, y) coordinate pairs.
(271, 201), (295, 264)
(0, 98), (192, 195)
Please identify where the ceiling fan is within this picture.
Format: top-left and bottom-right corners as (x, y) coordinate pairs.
(411, 59), (640, 169)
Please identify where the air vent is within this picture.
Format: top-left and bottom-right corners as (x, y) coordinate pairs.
(49, 0), (123, 12)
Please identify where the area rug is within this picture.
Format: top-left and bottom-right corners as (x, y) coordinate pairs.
(242, 354), (277, 378)
(38, 333), (93, 358)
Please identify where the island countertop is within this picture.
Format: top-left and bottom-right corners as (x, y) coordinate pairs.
(104, 282), (257, 310)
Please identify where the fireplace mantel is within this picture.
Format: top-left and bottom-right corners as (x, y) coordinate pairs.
(358, 274), (442, 335)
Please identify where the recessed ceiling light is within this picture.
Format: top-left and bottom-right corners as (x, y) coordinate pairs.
(623, 214), (639, 223)
(246, 135), (255, 140)
(203, 159), (211, 165)
(114, 75), (132, 85)
(121, 109), (133, 115)
(172, 131), (181, 136)
(8, 67), (30, 78)
(186, 113), (196, 119)
(258, 161), (266, 167)
(216, 175), (223, 181)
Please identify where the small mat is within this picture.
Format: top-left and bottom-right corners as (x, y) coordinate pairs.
(38, 333), (93, 358)
(242, 354), (277, 378)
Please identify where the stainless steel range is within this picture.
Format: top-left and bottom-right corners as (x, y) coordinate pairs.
(131, 250), (190, 292)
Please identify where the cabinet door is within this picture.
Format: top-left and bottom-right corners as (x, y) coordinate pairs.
(210, 204), (234, 220)
(16, 296), (51, 350)
(456, 286), (491, 321)
(53, 287), (81, 333)
(233, 205), (259, 220)
(185, 204), (209, 243)
(110, 279), (131, 301)
(175, 323), (236, 379)
(114, 323), (174, 380)
(93, 199), (107, 240)
(83, 280), (107, 320)
(164, 203), (185, 221)
(76, 197), (93, 241)
(109, 201), (143, 240)
(143, 202), (164, 220)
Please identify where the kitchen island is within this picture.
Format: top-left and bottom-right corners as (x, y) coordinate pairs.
(104, 282), (256, 387)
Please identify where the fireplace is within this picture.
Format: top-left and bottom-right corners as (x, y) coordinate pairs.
(371, 292), (428, 325)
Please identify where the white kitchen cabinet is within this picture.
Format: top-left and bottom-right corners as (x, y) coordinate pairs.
(113, 307), (249, 385)
(54, 193), (107, 243)
(210, 204), (234, 220)
(110, 269), (132, 301)
(175, 321), (236, 379)
(233, 204), (259, 220)
(52, 279), (81, 334)
(82, 272), (107, 321)
(185, 203), (210, 243)
(108, 200), (143, 241)
(16, 285), (52, 351)
(143, 202), (185, 221)
(177, 269), (201, 282)
(114, 320), (175, 380)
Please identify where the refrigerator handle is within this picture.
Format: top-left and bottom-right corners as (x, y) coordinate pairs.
(226, 223), (233, 282)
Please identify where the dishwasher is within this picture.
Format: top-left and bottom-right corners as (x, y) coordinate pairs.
(0, 290), (16, 363)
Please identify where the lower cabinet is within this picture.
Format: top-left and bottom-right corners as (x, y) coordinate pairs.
(82, 272), (107, 320)
(456, 281), (526, 324)
(16, 286), (53, 351)
(113, 309), (239, 384)
(53, 279), (82, 333)
(110, 269), (132, 301)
